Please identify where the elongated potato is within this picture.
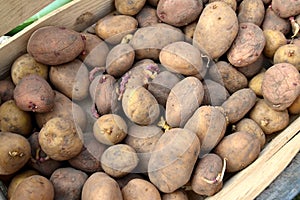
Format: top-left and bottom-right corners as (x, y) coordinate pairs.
(271, 0), (300, 18)
(238, 0), (265, 26)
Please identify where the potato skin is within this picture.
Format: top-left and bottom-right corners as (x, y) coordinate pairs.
(249, 72), (264, 96)
(263, 30), (287, 58)
(236, 54), (266, 79)
(193, 1), (238, 59)
(288, 95), (300, 115)
(0, 132), (31, 175)
(162, 189), (188, 200)
(273, 44), (300, 71)
(81, 172), (123, 200)
(214, 131), (261, 172)
(115, 0), (146, 16)
(136, 6), (160, 27)
(0, 79), (14, 103)
(208, 0), (237, 11)
(262, 7), (290, 35)
(202, 79), (229, 106)
(271, 0), (300, 18)
(27, 26), (84, 65)
(148, 128), (200, 193)
(227, 22), (266, 67)
(238, 0), (265, 26)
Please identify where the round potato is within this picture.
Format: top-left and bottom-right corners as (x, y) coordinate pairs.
(202, 79), (229, 106)
(237, 0), (265, 26)
(208, 0), (237, 11)
(115, 0), (146, 16)
(271, 0), (300, 18)
(183, 21), (197, 42)
(136, 5), (160, 27)
(288, 95), (300, 115)
(263, 29), (287, 58)
(249, 72), (265, 97)
(162, 189), (189, 200)
(0, 79), (14, 103)
(273, 44), (300, 71)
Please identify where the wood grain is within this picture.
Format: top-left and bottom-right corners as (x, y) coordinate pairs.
(0, 0), (52, 36)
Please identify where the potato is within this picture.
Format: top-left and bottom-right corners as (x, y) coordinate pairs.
(157, 0), (203, 27)
(50, 59), (89, 101)
(116, 173), (144, 189)
(249, 99), (290, 134)
(273, 44), (300, 71)
(122, 178), (161, 200)
(191, 153), (224, 196)
(271, 0), (300, 18)
(95, 15), (138, 45)
(50, 167), (88, 200)
(0, 79), (14, 103)
(115, 0), (146, 15)
(10, 175), (54, 200)
(263, 30), (287, 58)
(106, 43), (135, 77)
(148, 70), (181, 106)
(101, 144), (139, 178)
(249, 72), (265, 97)
(162, 189), (189, 200)
(202, 79), (229, 106)
(184, 106), (227, 156)
(130, 23), (184, 60)
(236, 54), (266, 78)
(13, 74), (55, 113)
(68, 132), (106, 173)
(235, 118), (266, 148)
(11, 53), (48, 85)
(0, 132), (31, 175)
(208, 0), (237, 11)
(159, 41), (206, 77)
(81, 172), (123, 200)
(38, 117), (83, 161)
(182, 21), (197, 42)
(35, 90), (87, 131)
(93, 114), (127, 145)
(288, 95), (300, 115)
(214, 131), (261, 172)
(136, 5), (160, 27)
(221, 88), (257, 124)
(262, 63), (300, 111)
(0, 100), (32, 136)
(237, 0), (265, 26)
(209, 61), (248, 93)
(148, 128), (200, 193)
(27, 26), (85, 65)
(262, 6), (291, 35)
(78, 33), (109, 69)
(125, 124), (163, 172)
(122, 86), (160, 125)
(227, 22), (266, 67)
(193, 1), (239, 59)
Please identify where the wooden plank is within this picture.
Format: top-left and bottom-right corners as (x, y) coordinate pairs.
(0, 0), (53, 36)
(0, 0), (115, 79)
(206, 117), (300, 200)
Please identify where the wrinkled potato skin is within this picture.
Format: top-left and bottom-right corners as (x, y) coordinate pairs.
(115, 0), (146, 16)
(263, 30), (287, 58)
(214, 131), (261, 172)
(11, 175), (54, 200)
(193, 1), (239, 59)
(209, 0), (237, 11)
(262, 7), (290, 35)
(262, 63), (300, 111)
(227, 22), (266, 67)
(273, 44), (300, 71)
(249, 99), (290, 134)
(81, 172), (123, 200)
(288, 95), (300, 115)
(271, 0), (300, 18)
(122, 178), (161, 200)
(221, 88), (257, 124)
(237, 0), (265, 26)
(157, 0), (203, 27)
(249, 72), (265, 97)
(136, 6), (160, 27)
(162, 189), (189, 200)
(27, 26), (84, 65)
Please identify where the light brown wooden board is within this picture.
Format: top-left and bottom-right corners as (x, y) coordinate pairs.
(0, 0), (53, 36)
(0, 0), (114, 79)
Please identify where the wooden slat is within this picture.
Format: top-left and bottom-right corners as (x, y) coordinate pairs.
(206, 117), (300, 200)
(0, 0), (53, 36)
(0, 0), (115, 79)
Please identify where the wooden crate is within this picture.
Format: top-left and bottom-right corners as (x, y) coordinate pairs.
(0, 1), (299, 199)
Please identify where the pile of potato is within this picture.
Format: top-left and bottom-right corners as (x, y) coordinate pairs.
(1, 0), (300, 199)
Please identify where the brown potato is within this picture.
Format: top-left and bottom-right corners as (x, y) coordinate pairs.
(191, 153), (224, 196)
(81, 172), (123, 200)
(271, 0), (300, 18)
(208, 0), (237, 11)
(166, 76), (204, 128)
(10, 175), (54, 200)
(101, 144), (139, 178)
(27, 26), (85, 65)
(50, 59), (90, 101)
(116, 173), (144, 189)
(262, 63), (300, 111)
(236, 54), (266, 78)
(11, 53), (48, 85)
(193, 1), (239, 59)
(0, 79), (14, 103)
(13, 74), (55, 113)
(157, 0), (203, 27)
(249, 72), (265, 97)
(0, 132), (31, 175)
(214, 131), (261, 172)
(0, 100), (32, 136)
(122, 178), (161, 200)
(115, 0), (146, 15)
(38, 117), (83, 161)
(237, 0), (265, 26)
(227, 22), (266, 67)
(273, 44), (300, 71)
(202, 79), (229, 106)
(95, 15), (138, 45)
(50, 167), (88, 200)
(148, 128), (200, 193)
(263, 29), (287, 58)
(136, 5), (160, 27)
(159, 41), (206, 77)
(249, 99), (290, 134)
(162, 189), (189, 200)
(221, 88), (257, 124)
(288, 95), (300, 115)
(184, 106), (227, 156)
(183, 21), (197, 42)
